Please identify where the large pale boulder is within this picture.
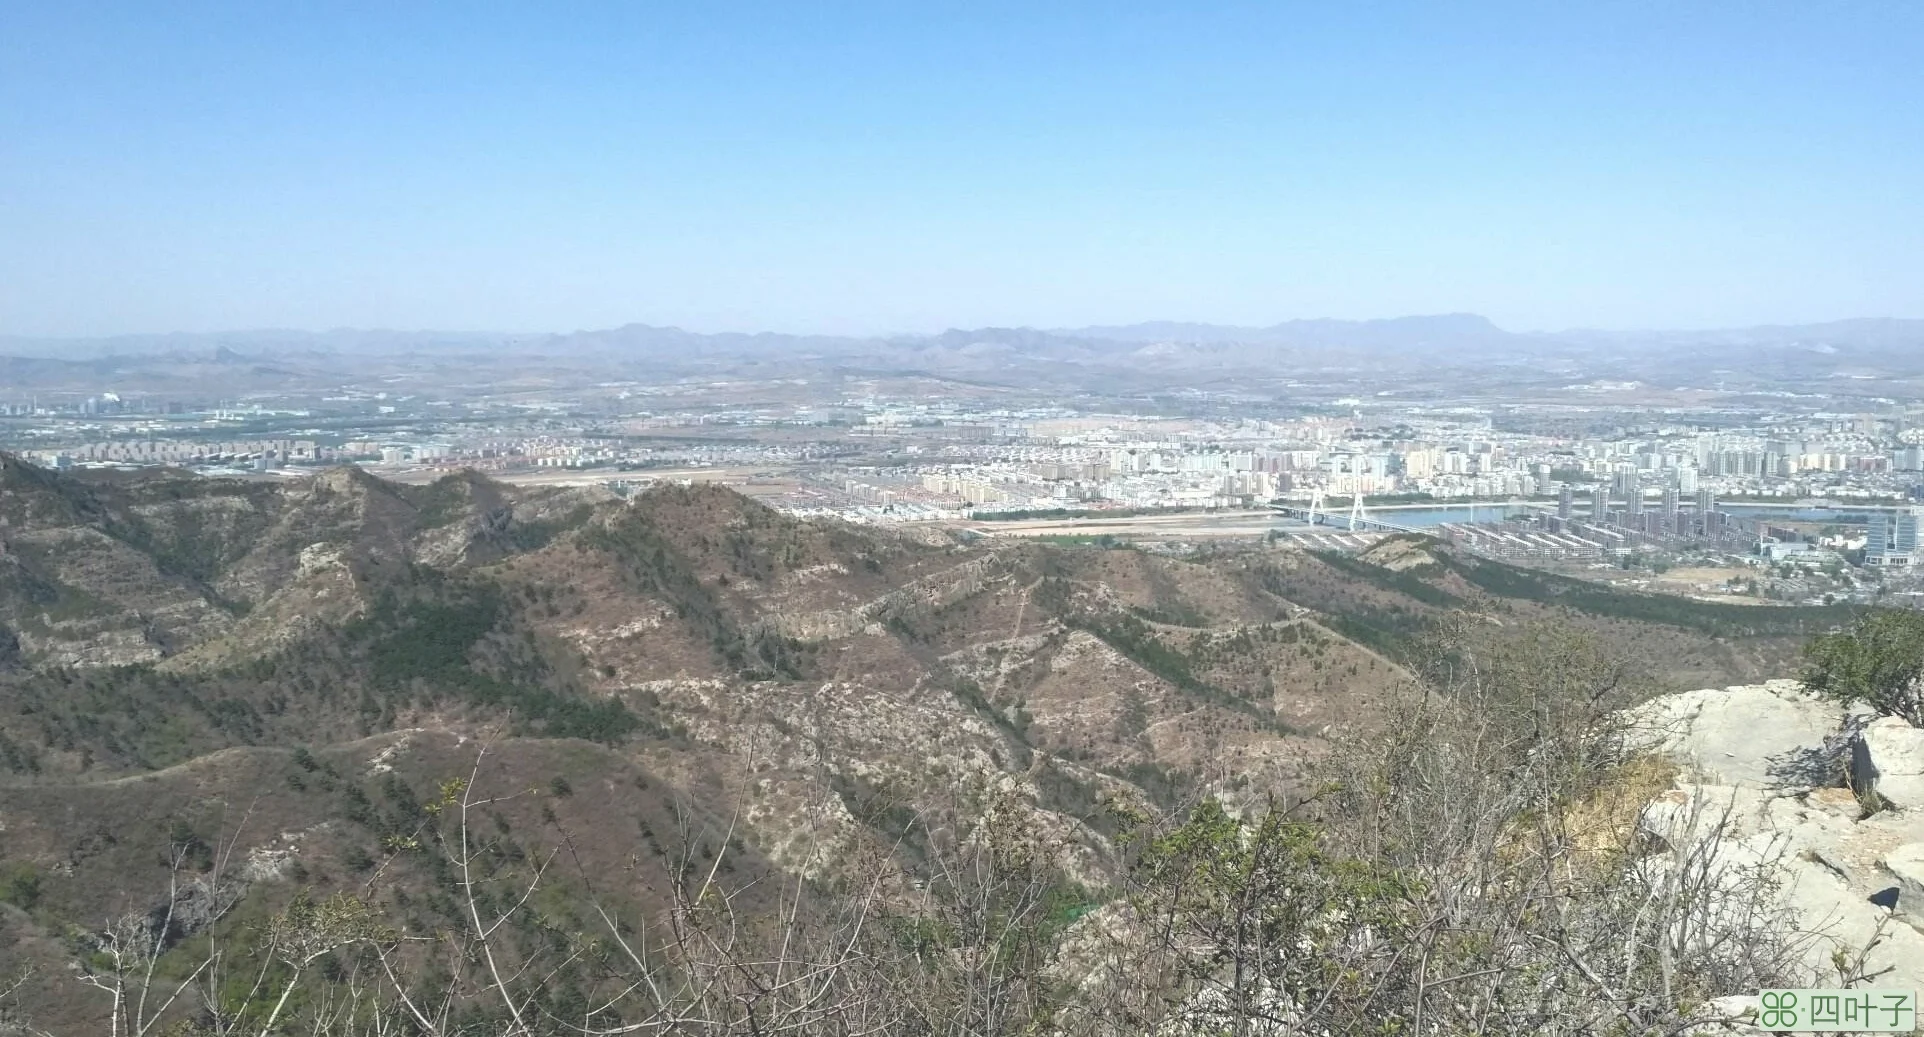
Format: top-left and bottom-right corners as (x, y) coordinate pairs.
(1851, 716), (1924, 808)
(1630, 683), (1924, 990)
(1625, 680), (1845, 789)
(1633, 781), (1924, 978)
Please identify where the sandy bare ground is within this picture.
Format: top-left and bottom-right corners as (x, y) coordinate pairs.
(1653, 566), (1754, 586)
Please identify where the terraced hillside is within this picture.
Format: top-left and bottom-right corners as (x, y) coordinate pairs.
(0, 455), (1855, 1030)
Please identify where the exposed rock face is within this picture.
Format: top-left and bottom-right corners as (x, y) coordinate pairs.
(1633, 682), (1924, 996)
(1888, 843), (1924, 933)
(1852, 716), (1924, 809)
(1624, 679), (1852, 789)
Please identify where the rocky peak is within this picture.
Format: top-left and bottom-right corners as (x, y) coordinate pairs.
(1628, 680), (1924, 1011)
(305, 464), (391, 499)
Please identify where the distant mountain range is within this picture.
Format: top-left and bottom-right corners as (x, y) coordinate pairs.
(3, 315), (1921, 396)
(1056, 313), (1518, 349)
(5, 314), (1922, 360)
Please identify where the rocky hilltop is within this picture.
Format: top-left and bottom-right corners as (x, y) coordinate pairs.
(1629, 680), (1924, 1027)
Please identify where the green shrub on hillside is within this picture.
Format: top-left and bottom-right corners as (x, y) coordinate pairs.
(1440, 553), (1851, 637)
(1802, 609), (1924, 726)
(582, 518), (811, 680)
(0, 862), (43, 910)
(1312, 549), (1461, 607)
(346, 583), (648, 744)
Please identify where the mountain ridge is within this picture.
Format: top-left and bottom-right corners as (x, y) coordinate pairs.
(0, 455), (1871, 1030)
(7, 314), (1924, 358)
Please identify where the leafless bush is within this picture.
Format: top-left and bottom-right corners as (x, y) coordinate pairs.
(1067, 620), (1818, 1036)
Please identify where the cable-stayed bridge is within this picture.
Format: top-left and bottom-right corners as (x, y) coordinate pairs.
(1266, 496), (1607, 560)
(1266, 492), (1426, 535)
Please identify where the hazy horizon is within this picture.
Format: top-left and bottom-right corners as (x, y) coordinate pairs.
(9, 311), (1924, 349)
(4, 2), (1920, 338)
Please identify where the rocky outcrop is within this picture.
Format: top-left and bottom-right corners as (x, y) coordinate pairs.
(1632, 681), (1924, 996)
(1624, 679), (1855, 789)
(1852, 716), (1924, 809)
(1887, 843), (1924, 933)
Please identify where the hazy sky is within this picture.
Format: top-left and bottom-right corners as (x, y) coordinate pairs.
(2, 2), (1920, 338)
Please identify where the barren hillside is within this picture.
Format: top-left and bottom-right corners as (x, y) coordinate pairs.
(0, 457), (1855, 1030)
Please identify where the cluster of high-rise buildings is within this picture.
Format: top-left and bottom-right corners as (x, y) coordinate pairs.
(786, 410), (1924, 524)
(1868, 508), (1923, 567)
(1550, 482), (1730, 538)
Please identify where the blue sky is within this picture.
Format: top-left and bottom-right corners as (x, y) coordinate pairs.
(1, 1), (1919, 337)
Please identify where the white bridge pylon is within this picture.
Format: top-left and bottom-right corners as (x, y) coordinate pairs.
(1274, 493), (1415, 535)
(1304, 490), (1366, 530)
